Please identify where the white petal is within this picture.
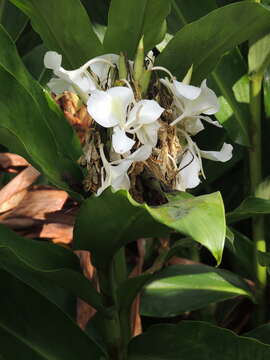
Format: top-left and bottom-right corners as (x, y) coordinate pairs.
(112, 126), (135, 154)
(178, 150), (201, 189)
(90, 54), (119, 85)
(87, 90), (119, 128)
(107, 87), (134, 111)
(136, 122), (160, 147)
(187, 79), (219, 116)
(199, 115), (222, 128)
(200, 143), (233, 162)
(47, 78), (72, 94)
(128, 145), (152, 161)
(173, 80), (201, 100)
(182, 118), (204, 135)
(44, 51), (62, 70)
(111, 160), (132, 190)
(128, 100), (164, 125)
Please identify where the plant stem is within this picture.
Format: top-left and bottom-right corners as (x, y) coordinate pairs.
(249, 72), (267, 321)
(98, 263), (127, 360)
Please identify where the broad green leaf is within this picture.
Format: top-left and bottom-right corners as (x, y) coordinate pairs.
(166, 0), (250, 146)
(0, 271), (104, 360)
(227, 197), (270, 224)
(264, 66), (270, 117)
(0, 0), (28, 41)
(225, 229), (253, 278)
(0, 25), (83, 198)
(74, 188), (226, 267)
(249, 33), (270, 77)
(140, 264), (253, 317)
(245, 324), (270, 345)
(0, 223), (106, 314)
(10, 0), (103, 68)
(128, 321), (270, 360)
(103, 0), (171, 56)
(23, 43), (50, 85)
(157, 2), (270, 84)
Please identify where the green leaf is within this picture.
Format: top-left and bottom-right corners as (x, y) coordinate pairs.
(249, 32), (270, 77)
(23, 43), (50, 85)
(0, 223), (106, 314)
(0, 270), (104, 360)
(166, 0), (250, 146)
(74, 188), (226, 267)
(157, 2), (270, 84)
(0, 0), (28, 41)
(245, 324), (270, 345)
(263, 66), (270, 117)
(227, 197), (270, 224)
(10, 0), (103, 68)
(0, 25), (83, 198)
(103, 0), (171, 56)
(128, 321), (270, 360)
(140, 264), (253, 317)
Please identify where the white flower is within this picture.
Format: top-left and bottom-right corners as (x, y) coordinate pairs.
(87, 86), (164, 154)
(161, 78), (221, 134)
(175, 131), (233, 191)
(97, 144), (152, 195)
(44, 51), (117, 102)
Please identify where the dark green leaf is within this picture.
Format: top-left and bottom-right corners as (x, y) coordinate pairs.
(263, 66), (270, 117)
(10, 0), (103, 68)
(227, 197), (270, 224)
(140, 264), (253, 317)
(128, 321), (270, 360)
(0, 271), (104, 360)
(245, 324), (270, 345)
(74, 188), (226, 267)
(0, 25), (83, 198)
(166, 0), (250, 146)
(0, 223), (106, 314)
(104, 0), (171, 56)
(249, 32), (270, 77)
(0, 0), (28, 41)
(157, 2), (270, 84)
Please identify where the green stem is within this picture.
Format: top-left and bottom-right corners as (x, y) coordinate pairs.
(249, 72), (267, 321)
(98, 263), (127, 360)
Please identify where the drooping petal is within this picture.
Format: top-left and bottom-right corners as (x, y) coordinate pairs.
(200, 143), (233, 162)
(127, 144), (152, 162)
(90, 54), (119, 86)
(47, 78), (72, 95)
(173, 80), (201, 100)
(128, 100), (164, 126)
(111, 159), (132, 191)
(186, 79), (219, 116)
(182, 117), (204, 135)
(44, 51), (62, 71)
(136, 122), (160, 147)
(112, 126), (135, 154)
(176, 150), (201, 190)
(87, 90), (119, 128)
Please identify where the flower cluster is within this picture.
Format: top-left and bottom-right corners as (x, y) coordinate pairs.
(44, 51), (233, 198)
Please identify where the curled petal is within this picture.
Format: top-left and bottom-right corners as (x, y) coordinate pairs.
(44, 51), (62, 71)
(112, 126), (135, 154)
(187, 79), (219, 115)
(127, 144), (152, 162)
(136, 122), (160, 147)
(173, 80), (201, 100)
(128, 100), (164, 125)
(47, 78), (72, 95)
(200, 143), (233, 162)
(177, 150), (201, 190)
(182, 118), (204, 135)
(87, 90), (119, 128)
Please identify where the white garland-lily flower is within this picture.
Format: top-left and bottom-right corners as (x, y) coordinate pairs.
(87, 86), (164, 154)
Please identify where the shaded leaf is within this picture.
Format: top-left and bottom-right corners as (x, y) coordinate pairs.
(10, 0), (103, 68)
(0, 0), (28, 41)
(245, 324), (270, 345)
(128, 321), (270, 360)
(74, 188), (226, 267)
(140, 264), (253, 317)
(0, 223), (106, 314)
(227, 197), (270, 224)
(157, 2), (270, 84)
(0, 270), (104, 360)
